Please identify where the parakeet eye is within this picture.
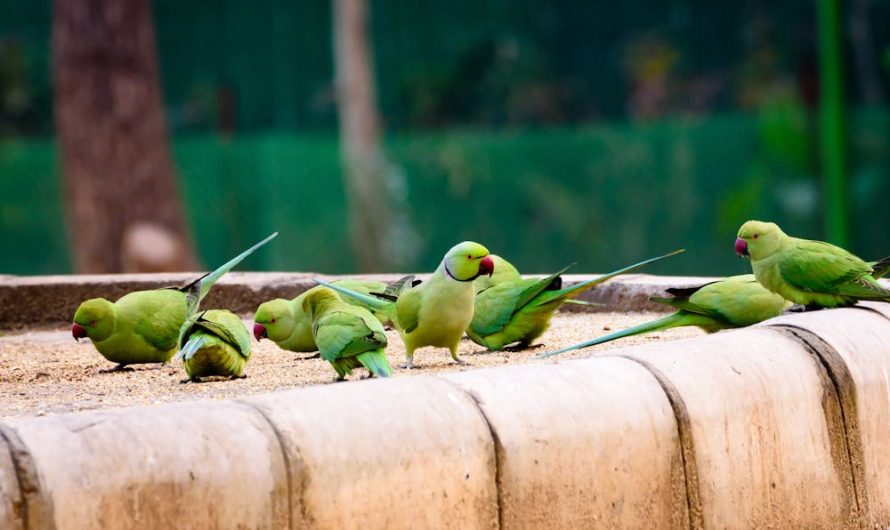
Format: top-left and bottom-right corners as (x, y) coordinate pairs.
(270, 319), (276, 324)
(466, 254), (472, 259)
(89, 320), (96, 326)
(753, 234), (760, 239)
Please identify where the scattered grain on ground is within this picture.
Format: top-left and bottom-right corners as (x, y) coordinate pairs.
(0, 312), (703, 418)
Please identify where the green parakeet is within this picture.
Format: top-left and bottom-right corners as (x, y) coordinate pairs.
(302, 287), (393, 381)
(253, 276), (417, 357)
(71, 233), (277, 370)
(467, 250), (684, 351)
(316, 241), (494, 368)
(736, 220), (890, 308)
(539, 274), (791, 358)
(175, 309), (252, 382)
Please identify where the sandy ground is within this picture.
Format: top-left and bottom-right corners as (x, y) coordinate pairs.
(0, 312), (704, 418)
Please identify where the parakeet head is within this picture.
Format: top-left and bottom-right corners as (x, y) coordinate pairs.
(736, 220), (785, 260)
(253, 299), (295, 341)
(72, 298), (115, 342)
(301, 288), (340, 319)
(442, 241), (494, 282)
(474, 254), (520, 292)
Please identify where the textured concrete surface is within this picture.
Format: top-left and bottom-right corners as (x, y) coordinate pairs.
(0, 312), (706, 418)
(4, 401), (289, 529)
(0, 294), (888, 529)
(0, 429), (23, 530)
(244, 377), (499, 530)
(765, 306), (890, 528)
(0, 272), (717, 327)
(611, 327), (857, 529)
(444, 357), (687, 530)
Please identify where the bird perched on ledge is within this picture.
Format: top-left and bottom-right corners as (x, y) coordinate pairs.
(302, 287), (392, 381)
(316, 241), (494, 368)
(736, 220), (890, 309)
(253, 276), (417, 357)
(467, 249), (684, 351)
(71, 233), (277, 370)
(539, 274), (791, 358)
(176, 309), (252, 383)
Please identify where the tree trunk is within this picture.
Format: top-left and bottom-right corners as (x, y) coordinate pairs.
(53, 0), (198, 273)
(333, 0), (417, 272)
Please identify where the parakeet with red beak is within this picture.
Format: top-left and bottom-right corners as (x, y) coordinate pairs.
(468, 249), (684, 351)
(253, 276), (417, 357)
(71, 233), (277, 370)
(736, 220), (890, 309)
(175, 309), (252, 383)
(316, 241), (494, 368)
(302, 287), (392, 381)
(539, 274), (791, 357)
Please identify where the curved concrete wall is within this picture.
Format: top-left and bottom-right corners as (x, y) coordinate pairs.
(1, 304), (889, 529)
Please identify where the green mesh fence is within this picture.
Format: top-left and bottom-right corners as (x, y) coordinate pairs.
(1, 110), (888, 276)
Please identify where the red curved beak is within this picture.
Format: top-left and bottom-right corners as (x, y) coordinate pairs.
(479, 255), (495, 277)
(735, 238), (749, 258)
(253, 323), (268, 341)
(71, 323), (87, 341)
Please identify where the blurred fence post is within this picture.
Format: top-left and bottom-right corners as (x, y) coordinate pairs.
(817, 0), (850, 246)
(333, 0), (417, 272)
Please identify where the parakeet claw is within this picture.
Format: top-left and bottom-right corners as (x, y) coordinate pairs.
(99, 364), (134, 373)
(504, 343), (543, 352)
(297, 353), (321, 361)
(179, 378), (194, 384)
(400, 361), (418, 369)
(229, 374), (247, 380)
(453, 358), (468, 365)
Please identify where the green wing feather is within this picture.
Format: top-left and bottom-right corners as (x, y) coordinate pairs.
(778, 240), (873, 294)
(193, 310), (252, 358)
(314, 309), (387, 363)
(395, 287), (422, 333)
(126, 290), (189, 351)
(472, 268), (568, 337)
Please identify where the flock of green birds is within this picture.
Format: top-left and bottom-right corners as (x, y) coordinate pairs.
(70, 220), (890, 382)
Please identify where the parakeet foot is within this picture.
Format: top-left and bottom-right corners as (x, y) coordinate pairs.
(179, 378), (196, 384)
(229, 374), (247, 380)
(452, 358), (468, 365)
(504, 343), (543, 352)
(99, 364), (134, 373)
(297, 353), (321, 361)
(400, 360), (418, 369)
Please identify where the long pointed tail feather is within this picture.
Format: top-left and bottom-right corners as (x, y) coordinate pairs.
(536, 249), (685, 305)
(537, 312), (693, 358)
(313, 279), (395, 312)
(179, 232), (279, 316)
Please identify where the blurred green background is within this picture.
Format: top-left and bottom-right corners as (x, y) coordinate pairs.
(1, 0), (888, 275)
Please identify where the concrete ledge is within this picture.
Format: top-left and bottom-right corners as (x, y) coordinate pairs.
(3, 401), (289, 529)
(443, 357), (687, 529)
(764, 306), (890, 528)
(0, 272), (715, 327)
(605, 326), (858, 529)
(242, 377), (499, 529)
(0, 428), (23, 530)
(0, 305), (889, 528)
